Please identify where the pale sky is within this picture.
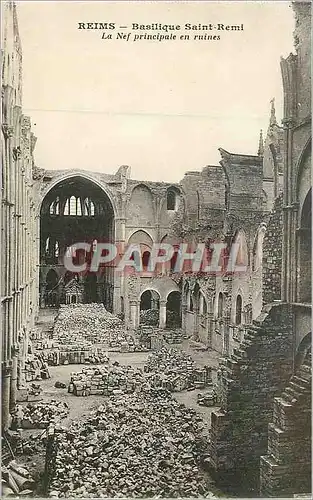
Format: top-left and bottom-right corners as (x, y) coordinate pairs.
(16, 1), (295, 182)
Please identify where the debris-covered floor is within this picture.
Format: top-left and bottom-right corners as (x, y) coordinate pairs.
(3, 306), (224, 498)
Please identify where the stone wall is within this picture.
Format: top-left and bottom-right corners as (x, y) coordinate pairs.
(262, 195), (283, 304)
(208, 303), (294, 496)
(260, 349), (311, 497)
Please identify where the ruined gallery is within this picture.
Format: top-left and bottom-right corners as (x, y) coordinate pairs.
(1, 1), (311, 498)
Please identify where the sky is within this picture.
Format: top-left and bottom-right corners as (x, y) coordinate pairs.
(16, 1), (295, 182)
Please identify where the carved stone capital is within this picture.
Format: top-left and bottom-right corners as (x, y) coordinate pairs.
(11, 344), (20, 357)
(2, 360), (13, 375)
(2, 123), (14, 139)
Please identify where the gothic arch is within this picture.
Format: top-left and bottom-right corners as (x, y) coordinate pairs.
(37, 171), (118, 219)
(127, 229), (153, 248)
(295, 137), (311, 203)
(232, 229), (249, 268)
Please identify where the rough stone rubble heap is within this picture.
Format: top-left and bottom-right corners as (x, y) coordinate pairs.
(12, 401), (69, 429)
(68, 363), (145, 396)
(50, 390), (214, 498)
(144, 347), (210, 390)
(53, 304), (135, 351)
(68, 347), (210, 396)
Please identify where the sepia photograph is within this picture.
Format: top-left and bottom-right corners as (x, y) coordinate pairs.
(1, 0), (311, 498)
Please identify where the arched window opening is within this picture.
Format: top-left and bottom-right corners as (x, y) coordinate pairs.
(64, 199), (70, 216)
(170, 249), (179, 272)
(235, 295), (243, 325)
(167, 189), (176, 210)
(77, 198), (82, 216)
(217, 292), (223, 318)
(92, 239), (98, 252)
(55, 241), (59, 258)
(45, 237), (50, 254)
(142, 251), (150, 270)
(234, 231), (248, 268)
(71, 295), (77, 304)
(90, 201), (95, 216)
(69, 196), (76, 215)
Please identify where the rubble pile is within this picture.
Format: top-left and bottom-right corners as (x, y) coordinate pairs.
(68, 362), (145, 396)
(163, 329), (185, 344)
(12, 401), (69, 429)
(40, 348), (111, 366)
(144, 347), (210, 391)
(49, 390), (213, 498)
(197, 388), (217, 407)
(139, 309), (159, 326)
(17, 383), (43, 403)
(2, 461), (35, 496)
(25, 353), (50, 382)
(53, 304), (140, 352)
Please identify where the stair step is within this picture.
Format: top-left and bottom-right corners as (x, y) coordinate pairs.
(289, 380), (309, 394)
(281, 390), (298, 404)
(292, 375), (311, 388)
(299, 364), (311, 381)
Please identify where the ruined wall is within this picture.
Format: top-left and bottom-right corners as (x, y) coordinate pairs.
(208, 304), (294, 496)
(1, 1), (38, 428)
(262, 195), (283, 304)
(260, 350), (311, 497)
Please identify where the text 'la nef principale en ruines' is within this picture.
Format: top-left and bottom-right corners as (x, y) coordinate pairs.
(77, 22), (244, 42)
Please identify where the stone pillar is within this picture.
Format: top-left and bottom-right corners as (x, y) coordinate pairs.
(193, 306), (200, 340)
(181, 304), (187, 334)
(40, 282), (46, 308)
(207, 312), (213, 347)
(129, 300), (139, 329)
(10, 344), (19, 410)
(222, 314), (230, 356)
(2, 361), (12, 430)
(159, 300), (167, 329)
(17, 337), (27, 389)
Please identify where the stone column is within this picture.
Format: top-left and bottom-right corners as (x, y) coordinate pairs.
(207, 312), (213, 347)
(18, 335), (27, 389)
(129, 300), (139, 329)
(193, 306), (200, 341)
(159, 300), (167, 329)
(181, 304), (187, 335)
(222, 314), (231, 356)
(2, 361), (12, 429)
(10, 344), (19, 410)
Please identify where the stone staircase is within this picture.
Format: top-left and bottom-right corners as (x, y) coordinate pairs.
(209, 303), (295, 496)
(260, 350), (312, 497)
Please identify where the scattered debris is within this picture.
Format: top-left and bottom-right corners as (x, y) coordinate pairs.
(144, 347), (211, 392)
(24, 354), (50, 382)
(11, 401), (69, 430)
(1, 461), (35, 496)
(54, 382), (67, 389)
(54, 304), (131, 349)
(49, 390), (214, 498)
(197, 389), (217, 407)
(68, 362), (145, 396)
(139, 309), (159, 326)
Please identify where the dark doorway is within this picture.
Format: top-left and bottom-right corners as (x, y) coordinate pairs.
(166, 291), (182, 328)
